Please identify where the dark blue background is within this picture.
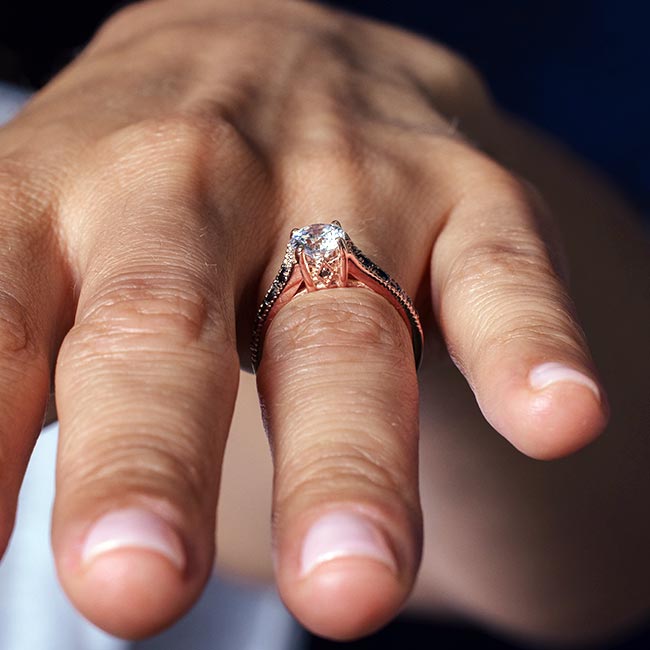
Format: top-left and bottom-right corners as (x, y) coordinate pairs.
(329, 0), (650, 215)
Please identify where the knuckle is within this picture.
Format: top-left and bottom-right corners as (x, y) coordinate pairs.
(431, 47), (492, 109)
(0, 212), (54, 296)
(128, 113), (209, 150)
(458, 170), (569, 280)
(440, 238), (548, 340)
(283, 110), (367, 179)
(59, 430), (210, 509)
(0, 160), (33, 211)
(459, 162), (533, 208)
(444, 173), (558, 293)
(480, 304), (585, 356)
(406, 40), (493, 114)
(448, 231), (554, 291)
(442, 50), (492, 103)
(306, 116), (360, 161)
(276, 442), (415, 518)
(0, 158), (53, 220)
(0, 163), (55, 361)
(493, 173), (544, 212)
(92, 114), (203, 163)
(265, 290), (411, 366)
(442, 232), (587, 361)
(65, 271), (232, 354)
(0, 288), (42, 358)
(90, 112), (253, 179)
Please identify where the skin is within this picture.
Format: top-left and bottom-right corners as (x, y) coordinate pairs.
(0, 0), (647, 643)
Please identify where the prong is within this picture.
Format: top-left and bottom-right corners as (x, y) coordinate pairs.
(290, 228), (299, 236)
(299, 250), (317, 292)
(338, 239), (349, 287)
(331, 219), (342, 228)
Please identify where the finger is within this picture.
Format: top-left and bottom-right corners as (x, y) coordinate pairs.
(0, 165), (70, 555)
(431, 161), (609, 459)
(52, 171), (239, 639)
(257, 287), (422, 641)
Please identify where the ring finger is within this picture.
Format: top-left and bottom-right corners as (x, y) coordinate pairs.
(254, 154), (438, 639)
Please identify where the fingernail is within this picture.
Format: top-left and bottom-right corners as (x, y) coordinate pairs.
(300, 511), (397, 576)
(82, 508), (185, 571)
(529, 362), (600, 401)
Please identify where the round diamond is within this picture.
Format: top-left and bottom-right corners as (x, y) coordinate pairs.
(290, 223), (346, 262)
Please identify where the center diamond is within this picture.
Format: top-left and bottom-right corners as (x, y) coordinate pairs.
(290, 223), (347, 289)
(290, 223), (346, 260)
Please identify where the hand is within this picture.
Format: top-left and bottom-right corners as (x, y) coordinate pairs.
(0, 0), (610, 640)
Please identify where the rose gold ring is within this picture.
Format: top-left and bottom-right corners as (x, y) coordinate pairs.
(250, 221), (423, 372)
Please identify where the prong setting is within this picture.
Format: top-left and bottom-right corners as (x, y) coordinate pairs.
(250, 222), (423, 372)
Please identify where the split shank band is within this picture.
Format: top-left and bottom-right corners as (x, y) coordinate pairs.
(250, 221), (424, 372)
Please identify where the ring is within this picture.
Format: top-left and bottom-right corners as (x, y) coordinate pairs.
(250, 221), (423, 372)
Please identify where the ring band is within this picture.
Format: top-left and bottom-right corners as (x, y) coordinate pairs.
(250, 221), (423, 372)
